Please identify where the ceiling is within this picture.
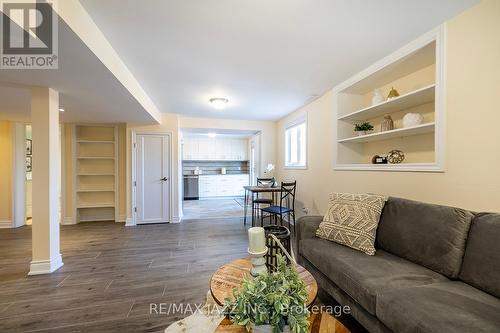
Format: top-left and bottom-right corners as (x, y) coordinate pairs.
(80, 0), (477, 121)
(0, 13), (157, 124)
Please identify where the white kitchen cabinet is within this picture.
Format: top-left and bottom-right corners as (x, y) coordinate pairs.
(183, 137), (248, 161)
(198, 174), (249, 197)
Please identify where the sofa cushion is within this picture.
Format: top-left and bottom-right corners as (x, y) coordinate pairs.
(377, 281), (500, 333)
(300, 238), (447, 315)
(316, 193), (387, 255)
(376, 197), (474, 278)
(459, 213), (500, 298)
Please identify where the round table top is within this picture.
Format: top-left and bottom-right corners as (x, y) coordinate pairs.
(209, 257), (318, 307)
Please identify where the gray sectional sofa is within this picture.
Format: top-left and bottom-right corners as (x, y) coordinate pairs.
(296, 197), (500, 333)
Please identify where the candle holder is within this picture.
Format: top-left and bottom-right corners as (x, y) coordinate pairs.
(248, 247), (268, 277)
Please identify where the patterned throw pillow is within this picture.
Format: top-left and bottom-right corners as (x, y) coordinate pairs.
(316, 193), (387, 255)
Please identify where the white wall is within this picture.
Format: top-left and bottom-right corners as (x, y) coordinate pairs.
(275, 0), (500, 216)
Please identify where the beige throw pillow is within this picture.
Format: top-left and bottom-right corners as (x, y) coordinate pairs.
(316, 193), (387, 255)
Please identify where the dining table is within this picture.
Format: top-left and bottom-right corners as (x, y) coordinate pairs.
(243, 185), (282, 225)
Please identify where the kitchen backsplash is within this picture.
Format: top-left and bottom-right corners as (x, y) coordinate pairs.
(183, 160), (250, 175)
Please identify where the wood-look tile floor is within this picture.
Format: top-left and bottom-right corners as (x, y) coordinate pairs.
(182, 198), (246, 220)
(0, 219), (249, 332)
(0, 218), (366, 333)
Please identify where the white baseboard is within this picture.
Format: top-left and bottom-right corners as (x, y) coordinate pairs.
(60, 217), (76, 225)
(172, 215), (181, 223)
(116, 214), (126, 223)
(125, 217), (135, 226)
(0, 220), (12, 228)
(28, 254), (64, 275)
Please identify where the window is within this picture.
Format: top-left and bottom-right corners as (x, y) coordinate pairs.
(285, 118), (307, 168)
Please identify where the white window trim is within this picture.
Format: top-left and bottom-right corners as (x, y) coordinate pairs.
(284, 114), (308, 170)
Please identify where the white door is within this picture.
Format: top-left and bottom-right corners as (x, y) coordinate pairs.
(135, 134), (170, 224)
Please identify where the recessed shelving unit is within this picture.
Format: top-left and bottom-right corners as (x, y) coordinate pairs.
(73, 125), (118, 223)
(338, 123), (435, 143)
(334, 27), (445, 172)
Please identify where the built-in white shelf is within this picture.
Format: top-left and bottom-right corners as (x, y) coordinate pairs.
(77, 156), (115, 160)
(77, 203), (115, 209)
(334, 163), (442, 172)
(338, 123), (435, 143)
(76, 140), (115, 144)
(338, 84), (435, 121)
(79, 217), (115, 223)
(333, 27), (445, 172)
(77, 189), (115, 193)
(74, 124), (119, 223)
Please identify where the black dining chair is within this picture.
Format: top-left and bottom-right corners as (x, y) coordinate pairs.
(251, 178), (274, 227)
(260, 181), (297, 236)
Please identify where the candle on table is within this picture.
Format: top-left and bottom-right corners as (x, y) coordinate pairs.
(248, 227), (266, 253)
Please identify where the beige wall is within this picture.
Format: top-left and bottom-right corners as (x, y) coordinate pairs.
(275, 0), (500, 215)
(0, 121), (13, 223)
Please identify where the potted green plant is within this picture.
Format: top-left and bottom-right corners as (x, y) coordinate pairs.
(224, 255), (310, 333)
(354, 122), (374, 136)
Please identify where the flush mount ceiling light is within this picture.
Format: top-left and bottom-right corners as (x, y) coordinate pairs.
(209, 97), (229, 110)
(207, 132), (217, 138)
(59, 108), (65, 112)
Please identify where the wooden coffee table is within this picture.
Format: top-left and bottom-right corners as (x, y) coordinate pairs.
(210, 257), (318, 307)
(210, 258), (350, 332)
(216, 312), (351, 333)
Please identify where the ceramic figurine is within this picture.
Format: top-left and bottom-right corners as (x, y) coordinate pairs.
(380, 114), (394, 132)
(388, 150), (405, 164)
(403, 113), (424, 128)
(372, 89), (385, 105)
(387, 87), (400, 100)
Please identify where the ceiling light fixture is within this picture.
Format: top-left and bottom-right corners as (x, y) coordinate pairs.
(59, 108), (65, 112)
(207, 132), (217, 138)
(209, 97), (229, 110)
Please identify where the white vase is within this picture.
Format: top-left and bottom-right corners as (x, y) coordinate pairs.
(252, 324), (290, 333)
(372, 89), (385, 105)
(403, 113), (424, 128)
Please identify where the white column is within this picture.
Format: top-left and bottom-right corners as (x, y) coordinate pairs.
(29, 87), (63, 275)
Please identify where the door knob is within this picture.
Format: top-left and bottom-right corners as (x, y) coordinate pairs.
(160, 177), (168, 181)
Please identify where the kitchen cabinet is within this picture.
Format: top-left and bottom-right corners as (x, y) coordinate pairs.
(199, 174), (249, 197)
(183, 137), (248, 161)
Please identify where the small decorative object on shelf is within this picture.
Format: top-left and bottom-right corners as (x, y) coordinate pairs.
(388, 150), (405, 164)
(403, 112), (424, 128)
(248, 227), (268, 277)
(380, 114), (394, 132)
(264, 226), (291, 272)
(371, 155), (388, 164)
(372, 88), (385, 105)
(354, 122), (374, 136)
(387, 87), (400, 100)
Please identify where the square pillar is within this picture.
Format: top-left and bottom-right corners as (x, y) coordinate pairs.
(29, 87), (63, 275)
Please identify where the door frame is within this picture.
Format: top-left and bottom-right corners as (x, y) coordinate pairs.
(131, 131), (173, 226)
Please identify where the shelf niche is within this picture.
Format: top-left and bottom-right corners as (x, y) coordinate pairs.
(334, 27), (444, 172)
(74, 125), (118, 223)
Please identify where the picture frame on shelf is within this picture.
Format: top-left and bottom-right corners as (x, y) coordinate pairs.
(26, 156), (32, 172)
(26, 139), (32, 155)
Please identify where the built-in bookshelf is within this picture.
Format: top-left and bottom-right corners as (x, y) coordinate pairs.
(334, 27), (445, 172)
(73, 125), (118, 223)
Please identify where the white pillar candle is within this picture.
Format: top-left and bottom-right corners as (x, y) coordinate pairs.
(248, 227), (266, 253)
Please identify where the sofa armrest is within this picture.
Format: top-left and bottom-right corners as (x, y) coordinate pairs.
(295, 216), (323, 256)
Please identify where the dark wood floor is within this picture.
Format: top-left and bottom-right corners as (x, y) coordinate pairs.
(0, 217), (365, 333)
(0, 218), (250, 332)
